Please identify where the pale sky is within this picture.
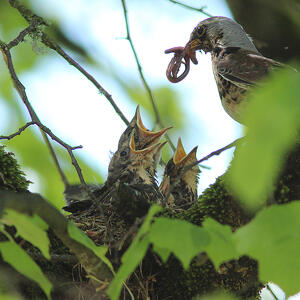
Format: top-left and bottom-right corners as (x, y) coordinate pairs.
(21, 0), (243, 194)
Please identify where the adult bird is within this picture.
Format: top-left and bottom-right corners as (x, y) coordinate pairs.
(166, 16), (284, 123)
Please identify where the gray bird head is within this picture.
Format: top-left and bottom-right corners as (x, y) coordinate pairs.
(188, 16), (259, 53)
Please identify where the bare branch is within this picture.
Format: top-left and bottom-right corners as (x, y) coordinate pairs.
(168, 0), (213, 17)
(8, 0), (129, 125)
(120, 0), (176, 151)
(0, 122), (35, 140)
(167, 137), (244, 199)
(195, 137), (244, 167)
(0, 40), (86, 190)
(7, 19), (41, 49)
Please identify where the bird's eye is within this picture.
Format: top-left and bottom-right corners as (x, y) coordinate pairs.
(196, 26), (205, 37)
(120, 150), (128, 157)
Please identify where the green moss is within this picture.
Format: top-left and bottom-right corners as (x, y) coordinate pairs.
(183, 176), (251, 229)
(274, 144), (300, 204)
(0, 145), (30, 191)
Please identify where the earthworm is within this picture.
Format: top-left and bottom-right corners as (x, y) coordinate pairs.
(165, 45), (198, 83)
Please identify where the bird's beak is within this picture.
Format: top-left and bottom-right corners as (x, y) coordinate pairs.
(136, 107), (172, 144)
(184, 39), (201, 64)
(130, 105), (140, 126)
(181, 146), (198, 166)
(173, 138), (198, 166)
(188, 38), (202, 51)
(173, 137), (187, 165)
(130, 131), (166, 155)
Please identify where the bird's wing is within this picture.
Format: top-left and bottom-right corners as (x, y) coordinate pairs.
(217, 49), (282, 89)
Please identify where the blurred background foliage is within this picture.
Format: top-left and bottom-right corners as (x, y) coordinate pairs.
(0, 0), (299, 211)
(0, 0), (198, 209)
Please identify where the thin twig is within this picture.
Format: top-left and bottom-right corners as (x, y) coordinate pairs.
(167, 137), (244, 199)
(0, 40), (86, 189)
(194, 137), (244, 167)
(8, 0), (129, 126)
(120, 0), (176, 152)
(168, 0), (213, 17)
(266, 284), (280, 300)
(7, 19), (41, 49)
(1, 39), (69, 186)
(0, 121), (78, 154)
(43, 135), (69, 187)
(0, 122), (35, 140)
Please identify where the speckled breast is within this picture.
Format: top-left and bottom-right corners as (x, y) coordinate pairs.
(211, 56), (247, 123)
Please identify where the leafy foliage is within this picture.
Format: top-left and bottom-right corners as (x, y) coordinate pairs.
(148, 217), (210, 269)
(2, 210), (50, 259)
(110, 202), (300, 299)
(228, 67), (300, 211)
(107, 205), (162, 300)
(0, 227), (52, 299)
(201, 218), (238, 268)
(108, 66), (299, 298)
(234, 202), (300, 296)
(67, 221), (114, 272)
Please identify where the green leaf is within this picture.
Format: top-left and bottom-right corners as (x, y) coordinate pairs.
(3, 210), (50, 259)
(122, 204), (162, 262)
(107, 236), (150, 300)
(148, 217), (210, 269)
(107, 205), (162, 300)
(202, 218), (238, 268)
(234, 202), (300, 295)
(152, 244), (171, 263)
(0, 229), (52, 299)
(0, 293), (22, 300)
(228, 67), (300, 211)
(67, 222), (113, 272)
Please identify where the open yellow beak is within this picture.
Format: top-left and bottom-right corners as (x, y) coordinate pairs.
(173, 137), (198, 166)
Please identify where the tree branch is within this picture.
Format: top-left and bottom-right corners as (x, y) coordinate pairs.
(0, 122), (35, 140)
(168, 0), (213, 17)
(195, 137), (244, 166)
(167, 137), (244, 199)
(8, 0), (129, 126)
(0, 40), (81, 189)
(7, 18), (42, 49)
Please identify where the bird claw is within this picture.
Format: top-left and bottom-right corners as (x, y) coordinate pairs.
(165, 45), (198, 83)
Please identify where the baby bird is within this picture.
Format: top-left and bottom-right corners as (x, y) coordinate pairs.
(160, 138), (199, 208)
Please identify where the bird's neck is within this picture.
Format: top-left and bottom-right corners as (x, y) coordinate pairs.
(214, 30), (259, 53)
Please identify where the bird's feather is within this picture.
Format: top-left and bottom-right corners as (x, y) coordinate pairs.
(217, 47), (282, 89)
